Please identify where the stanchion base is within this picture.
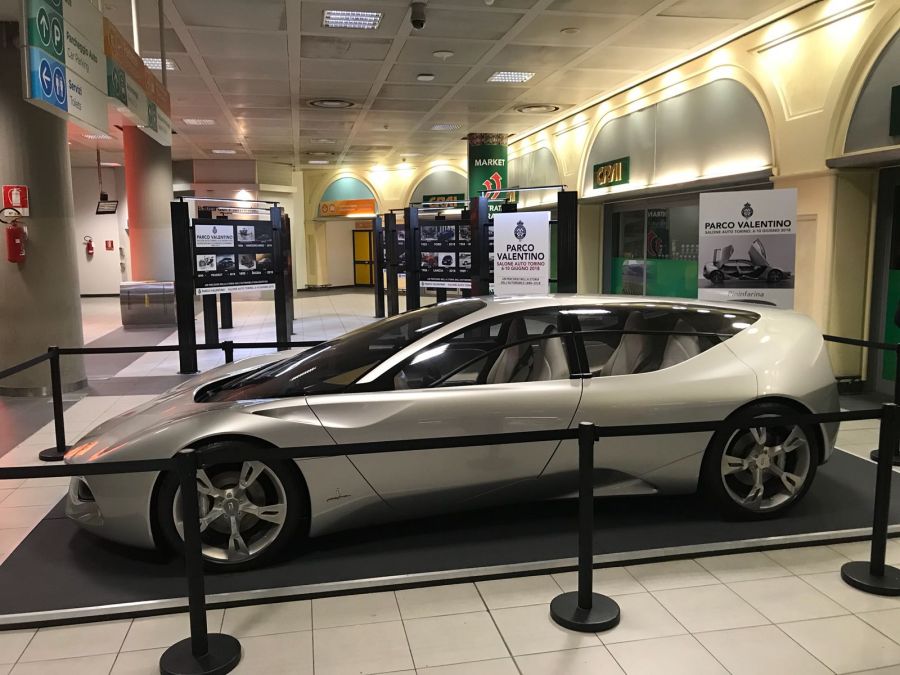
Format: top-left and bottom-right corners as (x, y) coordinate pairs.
(159, 634), (242, 675)
(869, 449), (900, 466)
(38, 446), (69, 462)
(841, 561), (900, 596)
(550, 592), (620, 633)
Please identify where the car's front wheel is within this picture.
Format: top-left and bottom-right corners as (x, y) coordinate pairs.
(767, 269), (784, 283)
(156, 441), (307, 570)
(701, 402), (819, 520)
(708, 270), (725, 284)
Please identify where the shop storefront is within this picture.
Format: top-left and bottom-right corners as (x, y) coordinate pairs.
(313, 176), (377, 288)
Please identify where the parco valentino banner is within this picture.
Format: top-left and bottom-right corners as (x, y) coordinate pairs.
(467, 133), (507, 215)
(698, 189), (797, 308)
(493, 211), (550, 296)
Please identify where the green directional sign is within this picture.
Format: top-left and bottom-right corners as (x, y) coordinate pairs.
(27, 0), (65, 61)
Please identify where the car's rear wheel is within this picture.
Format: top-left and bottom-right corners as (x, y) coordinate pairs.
(156, 441), (307, 570)
(701, 402), (818, 520)
(767, 269), (784, 283)
(709, 270), (725, 284)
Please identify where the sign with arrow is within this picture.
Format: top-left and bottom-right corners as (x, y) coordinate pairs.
(467, 133), (508, 215)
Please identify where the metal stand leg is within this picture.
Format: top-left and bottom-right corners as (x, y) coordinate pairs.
(160, 449), (242, 675)
(550, 422), (620, 632)
(39, 347), (69, 462)
(842, 403), (900, 596)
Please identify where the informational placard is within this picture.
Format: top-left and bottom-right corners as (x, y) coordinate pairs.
(318, 198), (376, 218)
(698, 189), (797, 308)
(418, 221), (472, 290)
(3, 185), (30, 216)
(468, 133), (507, 215)
(192, 218), (276, 295)
(493, 211), (550, 296)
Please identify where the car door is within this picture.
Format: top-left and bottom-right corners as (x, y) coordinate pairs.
(307, 308), (583, 515)
(540, 303), (758, 494)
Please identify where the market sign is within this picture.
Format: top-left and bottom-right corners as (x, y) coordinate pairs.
(493, 211), (550, 296)
(593, 156), (630, 189)
(468, 133), (507, 215)
(422, 193), (465, 207)
(318, 198), (376, 218)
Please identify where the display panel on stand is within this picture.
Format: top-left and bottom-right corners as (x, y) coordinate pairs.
(418, 221), (472, 290)
(192, 218), (276, 295)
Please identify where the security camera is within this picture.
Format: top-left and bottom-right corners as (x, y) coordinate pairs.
(410, 1), (426, 30)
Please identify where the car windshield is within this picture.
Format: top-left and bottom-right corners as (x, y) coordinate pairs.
(199, 299), (486, 401)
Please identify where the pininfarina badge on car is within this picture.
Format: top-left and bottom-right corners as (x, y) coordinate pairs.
(65, 296), (839, 569)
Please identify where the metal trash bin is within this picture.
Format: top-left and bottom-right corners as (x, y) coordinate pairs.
(120, 281), (177, 326)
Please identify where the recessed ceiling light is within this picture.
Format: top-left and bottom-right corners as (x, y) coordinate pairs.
(99, 161), (121, 167)
(307, 151), (335, 157)
(83, 132), (112, 140)
(183, 118), (216, 126)
(311, 138), (336, 144)
(308, 99), (355, 109)
(515, 104), (560, 114)
(322, 9), (383, 30)
(560, 27), (580, 35)
(488, 71), (534, 84)
(431, 123), (461, 131)
(211, 149), (237, 154)
(142, 57), (178, 71)
(308, 160), (330, 165)
(432, 50), (454, 60)
(416, 73), (436, 82)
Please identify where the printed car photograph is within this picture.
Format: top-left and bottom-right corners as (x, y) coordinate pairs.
(64, 296), (838, 569)
(702, 239), (792, 285)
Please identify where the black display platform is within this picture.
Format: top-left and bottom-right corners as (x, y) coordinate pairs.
(1, 451), (897, 627)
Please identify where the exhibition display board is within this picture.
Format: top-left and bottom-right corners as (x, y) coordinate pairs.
(192, 219), (276, 296)
(493, 212), (550, 296)
(418, 220), (472, 290)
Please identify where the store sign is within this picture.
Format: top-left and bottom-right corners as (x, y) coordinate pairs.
(193, 219), (276, 295)
(3, 185), (30, 216)
(318, 198), (376, 217)
(422, 193), (465, 206)
(493, 211), (550, 296)
(698, 189), (797, 308)
(468, 133), (507, 215)
(593, 157), (630, 189)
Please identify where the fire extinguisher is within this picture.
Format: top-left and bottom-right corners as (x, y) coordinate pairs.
(84, 235), (94, 257)
(5, 221), (26, 263)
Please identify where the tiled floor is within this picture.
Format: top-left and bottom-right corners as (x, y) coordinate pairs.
(0, 293), (899, 673)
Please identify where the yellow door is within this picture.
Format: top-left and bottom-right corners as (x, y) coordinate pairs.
(353, 229), (374, 286)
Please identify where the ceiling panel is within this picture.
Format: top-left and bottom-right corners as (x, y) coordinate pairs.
(225, 94), (292, 108)
(661, 0), (790, 21)
(578, 45), (683, 71)
(412, 8), (523, 41)
(233, 108), (292, 121)
(611, 16), (740, 49)
(216, 79), (290, 96)
(301, 36), (393, 61)
(454, 84), (531, 102)
(206, 58), (288, 79)
(370, 98), (435, 112)
(387, 62), (470, 85)
(397, 37), (493, 66)
(379, 83), (452, 100)
(489, 44), (589, 68)
(547, 0), (662, 13)
(429, 0), (539, 8)
(513, 13), (631, 46)
(164, 75), (212, 93)
(191, 29), (287, 59)
(301, 58), (382, 82)
(299, 1), (407, 38)
(553, 68), (638, 90)
(441, 98), (510, 114)
(300, 80), (375, 99)
(174, 0), (286, 30)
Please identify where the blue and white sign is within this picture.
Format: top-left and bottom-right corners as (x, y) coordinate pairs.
(52, 65), (67, 105)
(28, 48), (67, 113)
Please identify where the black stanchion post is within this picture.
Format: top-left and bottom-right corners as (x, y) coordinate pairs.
(160, 449), (241, 675)
(550, 422), (620, 632)
(842, 403), (900, 596)
(219, 293), (233, 329)
(222, 341), (234, 364)
(873, 346), (900, 465)
(39, 347), (69, 462)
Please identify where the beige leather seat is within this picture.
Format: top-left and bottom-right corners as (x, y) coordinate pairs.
(531, 326), (569, 381)
(602, 312), (653, 376)
(660, 318), (701, 369)
(485, 317), (532, 384)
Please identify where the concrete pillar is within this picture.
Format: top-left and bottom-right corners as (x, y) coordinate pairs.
(0, 23), (85, 394)
(123, 125), (173, 280)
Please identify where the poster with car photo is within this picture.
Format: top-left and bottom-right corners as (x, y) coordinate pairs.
(698, 189), (797, 308)
(238, 253), (256, 271)
(196, 254), (215, 272)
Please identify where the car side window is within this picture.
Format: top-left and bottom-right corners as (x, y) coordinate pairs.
(392, 309), (573, 390)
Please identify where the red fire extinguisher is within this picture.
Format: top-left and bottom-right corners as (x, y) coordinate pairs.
(6, 221), (25, 263)
(84, 235), (94, 257)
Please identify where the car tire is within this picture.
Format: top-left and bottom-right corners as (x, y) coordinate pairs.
(709, 270), (725, 284)
(700, 401), (819, 520)
(767, 269), (784, 284)
(156, 440), (308, 571)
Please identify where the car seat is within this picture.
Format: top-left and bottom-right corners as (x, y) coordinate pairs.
(659, 318), (701, 369)
(486, 316), (532, 383)
(531, 325), (568, 381)
(602, 312), (653, 376)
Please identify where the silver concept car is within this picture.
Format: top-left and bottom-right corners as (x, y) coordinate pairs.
(65, 296), (839, 569)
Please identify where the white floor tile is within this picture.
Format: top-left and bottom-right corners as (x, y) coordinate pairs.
(0, 491), (13, 505)
(696, 625), (831, 675)
(221, 599), (311, 637)
(695, 552), (792, 583)
(765, 545), (852, 574)
(552, 566), (645, 596)
(312, 591), (400, 629)
(829, 540), (900, 565)
(109, 648), (165, 675)
(232, 631), (313, 675)
(1, 487), (65, 508)
(120, 611), (223, 652)
(802, 571), (900, 613)
(19, 619), (131, 662)
(653, 584), (769, 633)
(607, 634), (728, 675)
(10, 653), (116, 675)
(417, 658), (518, 675)
(598, 592), (687, 644)
(405, 611), (509, 667)
(729, 576), (849, 623)
(0, 629), (34, 664)
(0, 528), (30, 564)
(475, 575), (562, 610)
(625, 560), (719, 591)
(780, 615), (900, 674)
(313, 621), (413, 675)
(0, 505), (54, 530)
(516, 644), (625, 675)
(490, 604), (600, 656)
(395, 583), (485, 619)
(859, 608), (900, 644)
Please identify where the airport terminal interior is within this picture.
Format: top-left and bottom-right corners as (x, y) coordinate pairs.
(2, 0), (900, 673)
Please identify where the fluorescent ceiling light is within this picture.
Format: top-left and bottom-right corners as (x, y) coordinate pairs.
(322, 10), (382, 30)
(83, 132), (112, 140)
(142, 57), (178, 71)
(431, 123), (461, 131)
(488, 71), (534, 83)
(211, 149), (236, 155)
(308, 160), (329, 165)
(311, 138), (336, 144)
(99, 161), (121, 167)
(183, 118), (216, 126)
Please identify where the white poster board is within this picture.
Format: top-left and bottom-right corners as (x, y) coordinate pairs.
(493, 211), (550, 296)
(698, 189), (797, 308)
